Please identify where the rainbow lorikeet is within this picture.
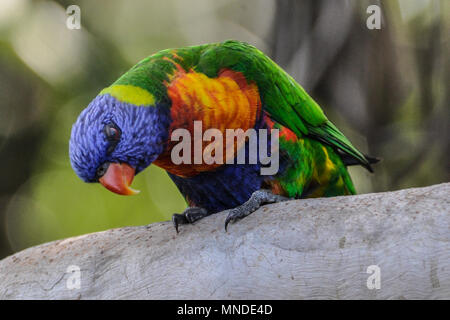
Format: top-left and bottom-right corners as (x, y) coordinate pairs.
(69, 40), (378, 232)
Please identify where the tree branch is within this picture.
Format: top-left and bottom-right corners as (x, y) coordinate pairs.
(0, 183), (448, 299)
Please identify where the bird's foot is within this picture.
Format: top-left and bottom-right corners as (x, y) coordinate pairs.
(172, 207), (209, 233)
(224, 189), (288, 231)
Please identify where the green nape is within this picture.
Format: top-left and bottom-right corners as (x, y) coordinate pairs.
(110, 44), (210, 104)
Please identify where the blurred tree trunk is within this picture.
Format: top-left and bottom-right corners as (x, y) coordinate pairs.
(269, 0), (449, 192)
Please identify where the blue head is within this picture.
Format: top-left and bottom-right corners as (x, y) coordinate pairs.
(69, 93), (171, 194)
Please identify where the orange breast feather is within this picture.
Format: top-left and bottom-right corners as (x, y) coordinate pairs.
(153, 69), (261, 177)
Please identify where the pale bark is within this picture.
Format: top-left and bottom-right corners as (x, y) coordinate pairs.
(0, 183), (448, 300)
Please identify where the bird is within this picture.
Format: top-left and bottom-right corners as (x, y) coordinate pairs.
(69, 40), (379, 232)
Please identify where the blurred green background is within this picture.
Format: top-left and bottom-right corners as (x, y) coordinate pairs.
(0, 0), (448, 259)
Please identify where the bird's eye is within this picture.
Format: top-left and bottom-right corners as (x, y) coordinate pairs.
(104, 123), (121, 141)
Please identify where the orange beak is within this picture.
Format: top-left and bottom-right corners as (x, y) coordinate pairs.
(99, 163), (140, 196)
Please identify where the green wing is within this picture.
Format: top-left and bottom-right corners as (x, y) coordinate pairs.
(197, 40), (372, 171)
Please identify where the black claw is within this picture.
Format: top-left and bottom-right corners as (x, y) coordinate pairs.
(172, 213), (188, 233)
(171, 207), (209, 234)
(224, 209), (239, 231)
(224, 217), (231, 232)
(173, 219), (179, 234)
(172, 215), (180, 234)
